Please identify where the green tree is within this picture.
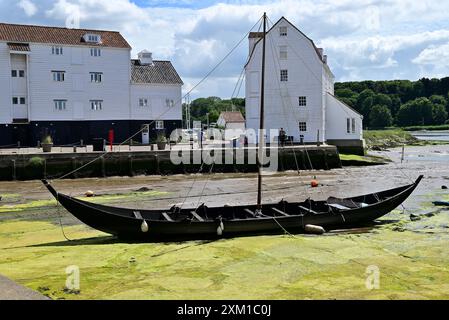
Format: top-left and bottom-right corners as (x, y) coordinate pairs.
(432, 104), (448, 124)
(369, 105), (393, 128)
(396, 97), (434, 126)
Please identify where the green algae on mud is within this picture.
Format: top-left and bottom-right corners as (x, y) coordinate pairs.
(0, 205), (449, 299)
(0, 190), (169, 213)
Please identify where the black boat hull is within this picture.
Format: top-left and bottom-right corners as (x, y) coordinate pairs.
(43, 176), (423, 241)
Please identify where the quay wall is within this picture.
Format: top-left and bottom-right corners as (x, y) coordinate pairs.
(0, 146), (341, 181)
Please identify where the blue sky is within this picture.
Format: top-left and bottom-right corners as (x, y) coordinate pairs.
(2, 0), (449, 98)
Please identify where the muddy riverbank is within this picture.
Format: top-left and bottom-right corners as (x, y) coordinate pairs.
(0, 144), (448, 299)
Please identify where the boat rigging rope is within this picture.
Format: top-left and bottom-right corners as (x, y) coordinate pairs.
(56, 194), (72, 241)
(45, 15), (264, 184)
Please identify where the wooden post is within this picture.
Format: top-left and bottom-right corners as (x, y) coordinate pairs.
(401, 145), (405, 163)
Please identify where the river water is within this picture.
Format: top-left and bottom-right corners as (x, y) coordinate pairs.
(411, 130), (449, 142)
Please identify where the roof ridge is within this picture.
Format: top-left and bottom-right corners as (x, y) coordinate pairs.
(0, 22), (121, 34)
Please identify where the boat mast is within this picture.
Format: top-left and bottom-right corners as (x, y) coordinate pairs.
(257, 12), (267, 210)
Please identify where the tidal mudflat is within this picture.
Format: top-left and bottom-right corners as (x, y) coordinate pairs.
(0, 144), (448, 299)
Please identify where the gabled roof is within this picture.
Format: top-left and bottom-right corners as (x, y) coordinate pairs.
(0, 22), (131, 49)
(327, 92), (363, 118)
(131, 60), (183, 85)
(219, 111), (245, 123)
(246, 17), (327, 67)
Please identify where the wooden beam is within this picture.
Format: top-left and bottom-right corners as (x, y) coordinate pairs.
(271, 207), (289, 217)
(162, 212), (174, 222)
(190, 211), (205, 222)
(298, 206), (317, 214)
(133, 211), (143, 219)
(244, 208), (256, 217)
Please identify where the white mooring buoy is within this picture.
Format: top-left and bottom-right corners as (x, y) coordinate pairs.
(304, 224), (325, 235)
(141, 220), (149, 233)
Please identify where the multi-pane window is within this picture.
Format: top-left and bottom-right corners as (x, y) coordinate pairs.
(90, 48), (101, 57)
(166, 99), (174, 108)
(90, 72), (103, 83)
(280, 69), (288, 82)
(90, 100), (103, 111)
(351, 118), (356, 133)
(299, 122), (307, 132)
(156, 120), (164, 130)
(279, 46), (288, 59)
(139, 98), (148, 107)
(346, 118), (351, 133)
(52, 71), (65, 82)
(54, 100), (67, 111)
(11, 70), (25, 77)
(12, 97), (25, 105)
(280, 26), (287, 36)
(52, 46), (63, 55)
(298, 96), (307, 107)
(88, 35), (99, 42)
(85, 34), (101, 43)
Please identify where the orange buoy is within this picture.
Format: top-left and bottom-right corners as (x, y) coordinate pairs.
(311, 179), (319, 188)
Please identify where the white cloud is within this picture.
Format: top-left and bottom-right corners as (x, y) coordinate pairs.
(18, 0), (38, 17)
(2, 0), (449, 96)
(412, 42), (449, 67)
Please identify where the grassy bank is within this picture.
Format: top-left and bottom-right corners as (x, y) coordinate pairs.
(402, 125), (449, 131)
(364, 129), (432, 149)
(0, 190), (448, 300)
(339, 154), (389, 166)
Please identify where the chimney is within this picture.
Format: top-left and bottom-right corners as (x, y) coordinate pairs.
(323, 55), (328, 64)
(317, 48), (324, 58)
(138, 50), (153, 65)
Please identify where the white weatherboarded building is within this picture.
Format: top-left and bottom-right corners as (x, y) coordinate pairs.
(0, 23), (183, 146)
(245, 17), (364, 154)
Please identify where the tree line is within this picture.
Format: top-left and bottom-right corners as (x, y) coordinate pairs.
(335, 77), (449, 128)
(183, 97), (245, 126)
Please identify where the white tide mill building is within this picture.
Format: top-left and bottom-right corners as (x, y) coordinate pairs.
(245, 17), (364, 154)
(0, 23), (183, 146)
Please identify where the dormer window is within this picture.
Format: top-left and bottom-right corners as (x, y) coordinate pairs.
(84, 34), (101, 43)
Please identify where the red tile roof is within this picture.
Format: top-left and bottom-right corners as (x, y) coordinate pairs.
(219, 112), (245, 123)
(7, 42), (30, 51)
(0, 23), (131, 49)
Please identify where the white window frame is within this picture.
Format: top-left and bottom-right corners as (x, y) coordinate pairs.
(19, 70), (25, 78)
(12, 97), (18, 105)
(279, 46), (288, 59)
(280, 26), (288, 37)
(90, 48), (101, 57)
(139, 98), (149, 107)
(155, 121), (164, 130)
(351, 118), (356, 134)
(299, 122), (307, 132)
(85, 34), (101, 43)
(52, 71), (65, 82)
(54, 100), (67, 111)
(280, 69), (288, 82)
(298, 96), (307, 107)
(346, 118), (351, 134)
(11, 70), (17, 77)
(90, 72), (103, 83)
(90, 100), (103, 111)
(52, 46), (63, 55)
(19, 97), (26, 105)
